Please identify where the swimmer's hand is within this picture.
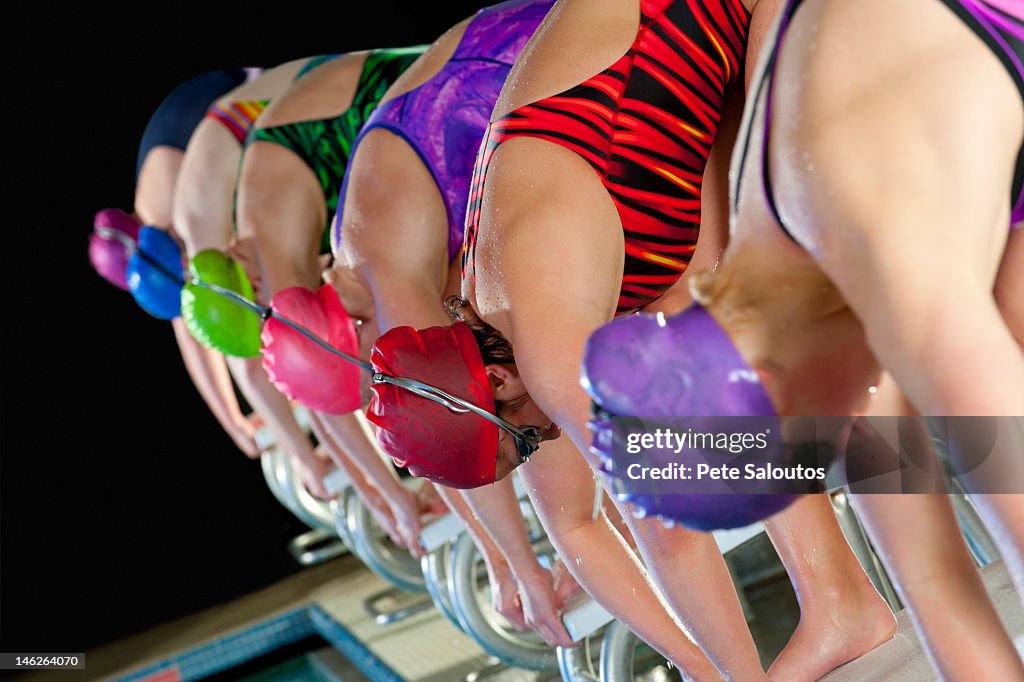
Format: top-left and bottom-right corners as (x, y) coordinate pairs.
(487, 559), (528, 632)
(226, 413), (260, 459)
(515, 564), (576, 648)
(289, 446), (334, 501)
(550, 557), (585, 604)
(414, 480), (449, 516)
(390, 486), (426, 558)
(359, 485), (407, 551)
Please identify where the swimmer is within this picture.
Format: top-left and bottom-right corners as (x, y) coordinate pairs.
(231, 47), (441, 547)
(315, 0), (585, 642)
(588, 0), (1024, 677)
(369, 0), (895, 677)
(89, 68), (262, 458)
(174, 53), (405, 499)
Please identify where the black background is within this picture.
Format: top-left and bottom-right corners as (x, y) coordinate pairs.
(3, 1), (493, 653)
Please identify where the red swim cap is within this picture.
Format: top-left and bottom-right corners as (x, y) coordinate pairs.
(367, 323), (498, 489)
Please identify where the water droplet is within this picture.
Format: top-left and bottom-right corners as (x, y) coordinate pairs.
(575, 556), (583, 567)
(868, 385), (878, 395)
(805, 163), (816, 172)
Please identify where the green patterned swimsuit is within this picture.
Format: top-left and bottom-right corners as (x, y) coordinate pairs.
(245, 47), (426, 253)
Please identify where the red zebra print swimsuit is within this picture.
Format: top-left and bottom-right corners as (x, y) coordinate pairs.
(463, 0), (751, 314)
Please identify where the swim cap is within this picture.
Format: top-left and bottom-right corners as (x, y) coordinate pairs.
(262, 283), (362, 414)
(89, 208), (141, 291)
(582, 304), (798, 530)
(367, 323), (498, 489)
(180, 250), (262, 357)
(127, 227), (185, 319)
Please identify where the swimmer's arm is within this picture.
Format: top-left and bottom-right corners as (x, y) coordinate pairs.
(224, 356), (330, 498)
(361, 239), (451, 332)
(495, 237), (716, 672)
(237, 139), (329, 297)
(315, 412), (404, 492)
(309, 413), (419, 551)
(462, 482), (544, 579)
(314, 412), (420, 532)
(170, 318), (257, 457)
(134, 147), (181, 230)
(460, 481), (573, 646)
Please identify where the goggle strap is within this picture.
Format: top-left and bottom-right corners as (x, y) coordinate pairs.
(131, 250), (534, 442)
(94, 226), (138, 254)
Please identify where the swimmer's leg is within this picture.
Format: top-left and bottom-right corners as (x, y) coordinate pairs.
(769, 3), (1024, 675)
(763, 495), (897, 681)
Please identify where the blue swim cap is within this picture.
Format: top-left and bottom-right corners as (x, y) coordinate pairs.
(127, 227), (185, 320)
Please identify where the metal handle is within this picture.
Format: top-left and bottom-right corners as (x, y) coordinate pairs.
(261, 449), (305, 521)
(287, 528), (348, 566)
(330, 490), (357, 553)
(260, 448), (292, 509)
(598, 620), (637, 682)
(421, 542), (464, 631)
(447, 532), (560, 671)
(344, 490), (427, 592)
(287, 463), (341, 533)
(557, 636), (603, 682)
(950, 489), (1001, 567)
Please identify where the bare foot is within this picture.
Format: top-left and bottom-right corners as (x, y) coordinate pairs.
(768, 580), (897, 681)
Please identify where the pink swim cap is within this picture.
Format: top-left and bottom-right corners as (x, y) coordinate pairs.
(89, 208), (142, 291)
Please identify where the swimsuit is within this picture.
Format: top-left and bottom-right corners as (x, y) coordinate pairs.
(335, 0), (555, 262)
(136, 68), (250, 179)
(206, 99), (269, 143)
(203, 55), (348, 146)
(737, 0), (1024, 234)
(463, 0), (751, 313)
(205, 56), (347, 146)
(248, 48), (425, 254)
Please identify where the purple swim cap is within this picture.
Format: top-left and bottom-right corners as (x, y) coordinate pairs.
(89, 208), (141, 291)
(582, 304), (802, 531)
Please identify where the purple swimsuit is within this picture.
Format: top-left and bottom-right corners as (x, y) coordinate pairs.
(333, 0), (555, 261)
